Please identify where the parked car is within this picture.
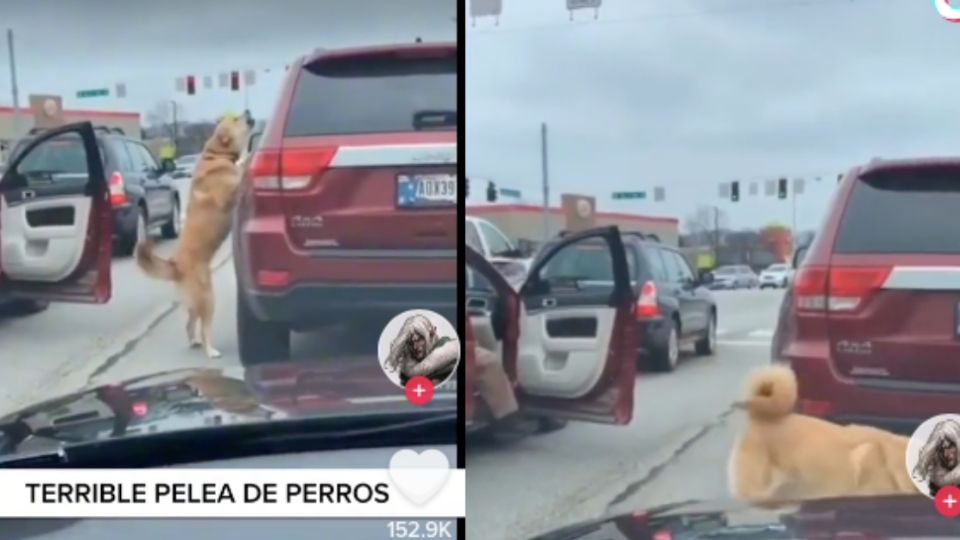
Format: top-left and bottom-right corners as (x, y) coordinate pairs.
(759, 262), (791, 289)
(771, 157), (960, 434)
(708, 265), (758, 290)
(465, 226), (637, 432)
(233, 41), (457, 365)
(530, 230), (716, 372)
(172, 153), (200, 179)
(0, 122), (114, 313)
(8, 125), (180, 255)
(465, 215), (531, 283)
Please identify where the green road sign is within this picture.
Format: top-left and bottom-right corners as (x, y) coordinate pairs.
(499, 188), (522, 198)
(612, 191), (646, 200)
(76, 88), (110, 98)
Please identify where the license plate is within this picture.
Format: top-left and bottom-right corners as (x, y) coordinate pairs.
(396, 174), (457, 208)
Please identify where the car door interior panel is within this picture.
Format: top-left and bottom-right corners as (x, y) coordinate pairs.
(517, 302), (615, 399)
(1, 184), (92, 283)
(0, 122), (111, 302)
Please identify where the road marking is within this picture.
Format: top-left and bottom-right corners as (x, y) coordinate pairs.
(747, 329), (775, 338)
(347, 394), (456, 404)
(717, 339), (771, 347)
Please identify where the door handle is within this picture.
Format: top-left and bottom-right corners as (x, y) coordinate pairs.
(542, 297), (557, 308)
(21, 190), (36, 200)
(466, 298), (488, 311)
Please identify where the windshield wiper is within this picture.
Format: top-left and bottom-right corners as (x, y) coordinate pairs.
(0, 409), (455, 468)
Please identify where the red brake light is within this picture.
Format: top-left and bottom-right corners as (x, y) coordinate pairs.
(109, 172), (127, 205)
(635, 280), (660, 319)
(793, 265), (890, 313)
(828, 266), (891, 312)
(131, 401), (148, 417)
(248, 147), (336, 191)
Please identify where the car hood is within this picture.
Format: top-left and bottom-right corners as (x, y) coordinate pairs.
(530, 495), (950, 539)
(0, 361), (455, 459)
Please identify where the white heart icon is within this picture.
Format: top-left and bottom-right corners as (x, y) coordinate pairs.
(388, 449), (451, 507)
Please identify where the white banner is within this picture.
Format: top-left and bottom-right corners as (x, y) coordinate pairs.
(0, 468), (465, 518)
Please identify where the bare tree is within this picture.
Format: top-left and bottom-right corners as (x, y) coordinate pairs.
(684, 205), (728, 246)
(145, 100), (185, 139)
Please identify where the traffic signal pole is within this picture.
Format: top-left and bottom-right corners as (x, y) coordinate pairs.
(6, 29), (23, 139)
(541, 122), (550, 242)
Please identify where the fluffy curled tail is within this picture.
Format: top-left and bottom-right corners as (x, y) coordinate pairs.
(735, 365), (798, 419)
(135, 241), (179, 281)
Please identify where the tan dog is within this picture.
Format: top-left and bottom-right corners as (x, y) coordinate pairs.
(727, 365), (918, 506)
(135, 114), (250, 359)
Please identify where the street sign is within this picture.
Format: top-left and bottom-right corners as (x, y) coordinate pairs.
(612, 191), (646, 200)
(76, 88), (109, 99)
(568, 0), (602, 8)
(499, 187), (522, 199)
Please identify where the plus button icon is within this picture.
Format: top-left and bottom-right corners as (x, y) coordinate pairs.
(404, 376), (435, 406)
(935, 486), (960, 517)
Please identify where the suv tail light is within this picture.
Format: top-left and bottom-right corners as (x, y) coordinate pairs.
(248, 147), (337, 191)
(109, 172), (127, 205)
(635, 280), (660, 319)
(793, 265), (890, 313)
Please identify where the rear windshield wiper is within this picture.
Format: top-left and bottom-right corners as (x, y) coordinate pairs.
(0, 410), (455, 468)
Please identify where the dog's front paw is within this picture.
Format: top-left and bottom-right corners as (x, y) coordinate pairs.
(205, 347), (222, 359)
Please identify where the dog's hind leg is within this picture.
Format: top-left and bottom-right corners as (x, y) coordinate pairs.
(728, 434), (790, 505)
(197, 286), (221, 359)
(186, 309), (201, 348)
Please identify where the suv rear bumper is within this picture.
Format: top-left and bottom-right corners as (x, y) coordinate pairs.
(790, 357), (953, 435)
(243, 282), (456, 329)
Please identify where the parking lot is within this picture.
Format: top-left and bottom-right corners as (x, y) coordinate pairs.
(466, 289), (785, 540)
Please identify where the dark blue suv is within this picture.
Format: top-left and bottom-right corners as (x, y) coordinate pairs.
(10, 126), (181, 255)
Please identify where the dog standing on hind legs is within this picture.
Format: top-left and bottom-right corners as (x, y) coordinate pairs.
(135, 112), (251, 359)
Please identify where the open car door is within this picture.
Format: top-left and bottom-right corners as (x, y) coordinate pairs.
(0, 122), (112, 303)
(514, 226), (637, 424)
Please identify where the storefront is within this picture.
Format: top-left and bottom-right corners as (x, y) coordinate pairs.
(466, 202), (680, 248)
(0, 95), (141, 164)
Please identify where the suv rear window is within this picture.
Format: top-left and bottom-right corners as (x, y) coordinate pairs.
(284, 51), (456, 137)
(539, 239), (637, 282)
(834, 168), (960, 254)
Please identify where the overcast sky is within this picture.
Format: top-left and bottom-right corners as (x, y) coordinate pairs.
(1, 0), (455, 123)
(466, 0), (960, 231)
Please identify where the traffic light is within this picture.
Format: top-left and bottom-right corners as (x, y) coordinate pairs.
(230, 71), (240, 91)
(837, 173), (843, 184)
(778, 178), (788, 199)
(486, 181), (497, 202)
(186, 75), (196, 95)
(730, 181), (740, 202)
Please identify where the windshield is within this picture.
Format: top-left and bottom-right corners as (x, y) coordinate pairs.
(465, 3), (939, 539)
(0, 0), (457, 483)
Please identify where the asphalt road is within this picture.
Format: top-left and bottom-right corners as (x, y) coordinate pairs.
(465, 289), (786, 540)
(0, 227), (423, 417)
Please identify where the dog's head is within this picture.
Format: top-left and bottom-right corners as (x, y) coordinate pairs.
(205, 111), (251, 160)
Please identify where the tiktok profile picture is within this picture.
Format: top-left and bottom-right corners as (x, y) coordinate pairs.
(906, 414), (960, 500)
(376, 309), (460, 390)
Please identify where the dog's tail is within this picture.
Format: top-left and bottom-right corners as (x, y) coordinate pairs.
(135, 241), (180, 282)
(734, 365), (798, 419)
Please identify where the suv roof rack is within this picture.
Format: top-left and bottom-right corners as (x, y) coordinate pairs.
(27, 125), (125, 136)
(555, 230), (661, 243)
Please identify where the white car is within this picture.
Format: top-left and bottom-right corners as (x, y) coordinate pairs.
(759, 263), (792, 289)
(465, 215), (531, 283)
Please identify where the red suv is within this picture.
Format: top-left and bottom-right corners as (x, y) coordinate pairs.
(772, 158), (960, 434)
(233, 42), (457, 364)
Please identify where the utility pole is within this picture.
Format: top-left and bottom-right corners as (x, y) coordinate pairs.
(791, 181), (798, 241)
(170, 100), (179, 156)
(6, 29), (23, 139)
(541, 122), (550, 242)
(713, 205), (720, 265)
